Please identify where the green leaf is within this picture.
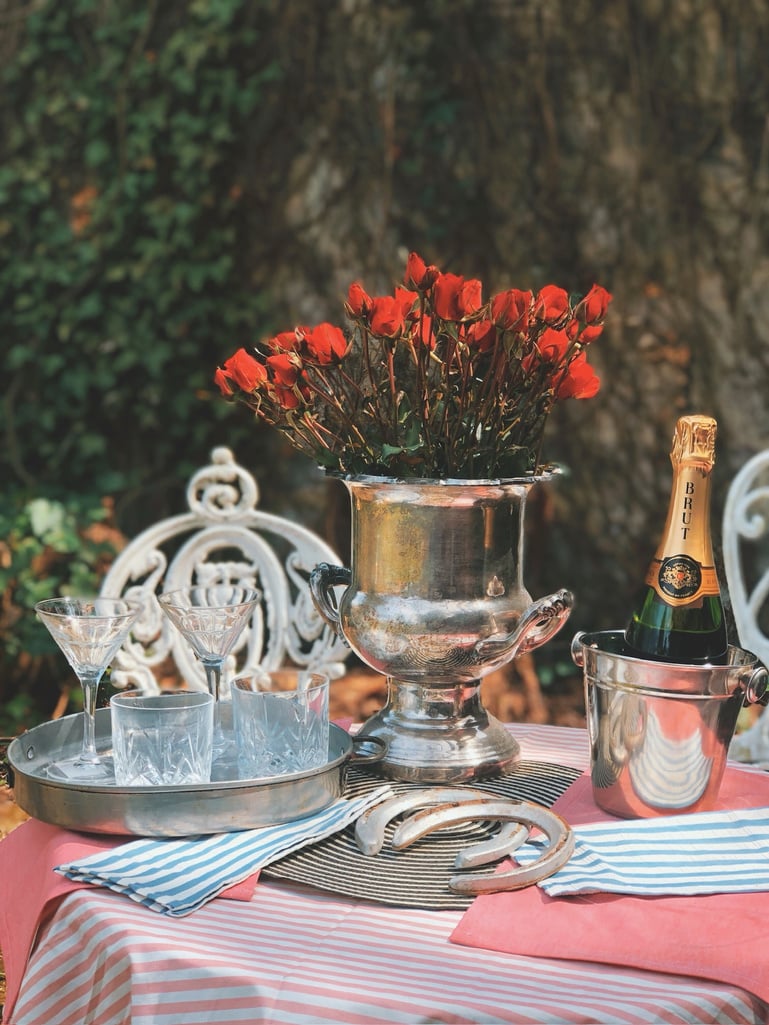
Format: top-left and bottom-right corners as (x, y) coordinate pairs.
(26, 498), (66, 539)
(84, 138), (111, 167)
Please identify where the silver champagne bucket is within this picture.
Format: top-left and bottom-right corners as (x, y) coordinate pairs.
(311, 473), (573, 782)
(572, 629), (768, 818)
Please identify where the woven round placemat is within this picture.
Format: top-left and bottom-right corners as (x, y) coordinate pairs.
(263, 759), (581, 910)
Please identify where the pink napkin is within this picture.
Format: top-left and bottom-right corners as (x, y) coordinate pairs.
(0, 820), (259, 1022)
(451, 766), (769, 1005)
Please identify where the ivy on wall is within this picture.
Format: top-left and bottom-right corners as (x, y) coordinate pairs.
(0, 0), (287, 730)
(0, 0), (275, 507)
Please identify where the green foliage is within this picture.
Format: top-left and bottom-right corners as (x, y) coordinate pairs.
(0, 0), (275, 503)
(0, 1), (335, 733)
(0, 492), (122, 733)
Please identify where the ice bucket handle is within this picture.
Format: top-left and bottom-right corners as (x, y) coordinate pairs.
(570, 630), (589, 669)
(743, 665), (769, 705)
(309, 562), (351, 639)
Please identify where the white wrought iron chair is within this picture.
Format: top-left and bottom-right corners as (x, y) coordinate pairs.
(722, 449), (769, 763)
(99, 447), (349, 696)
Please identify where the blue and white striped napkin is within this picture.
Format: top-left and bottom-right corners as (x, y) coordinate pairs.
(515, 806), (769, 897)
(56, 785), (393, 915)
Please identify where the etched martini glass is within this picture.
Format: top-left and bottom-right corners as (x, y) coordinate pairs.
(157, 585), (260, 773)
(35, 596), (142, 780)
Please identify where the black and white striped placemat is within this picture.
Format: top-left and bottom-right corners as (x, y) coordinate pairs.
(263, 760), (581, 910)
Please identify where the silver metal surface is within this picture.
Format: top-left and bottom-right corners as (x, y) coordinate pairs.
(354, 787), (493, 856)
(310, 473), (573, 783)
(572, 629), (769, 818)
(8, 710), (361, 836)
(354, 784), (574, 894)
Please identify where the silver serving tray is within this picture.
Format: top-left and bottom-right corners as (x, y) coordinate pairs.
(8, 709), (359, 837)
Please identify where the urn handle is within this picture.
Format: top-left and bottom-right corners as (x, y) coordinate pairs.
(473, 589), (574, 663)
(511, 589), (575, 658)
(309, 562), (351, 640)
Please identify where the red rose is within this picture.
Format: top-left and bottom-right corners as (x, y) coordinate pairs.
(534, 285), (570, 324)
(214, 367), (234, 396)
(404, 252), (439, 290)
(521, 327), (571, 377)
(369, 295), (407, 337)
(537, 327), (571, 364)
(266, 353), (309, 409)
(274, 386), (301, 409)
(556, 352), (601, 399)
(266, 352), (300, 387)
(464, 319), (496, 353)
(577, 324), (604, 345)
(267, 330), (300, 353)
(576, 284), (612, 325)
(491, 289), (532, 332)
(394, 286), (418, 313)
(411, 313), (435, 349)
(433, 272), (482, 320)
(218, 348), (267, 392)
(346, 282), (372, 317)
(299, 323), (347, 364)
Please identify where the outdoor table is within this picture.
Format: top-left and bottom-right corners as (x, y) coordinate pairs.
(2, 723), (769, 1025)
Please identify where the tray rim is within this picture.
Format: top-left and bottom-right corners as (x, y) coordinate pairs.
(8, 709), (353, 795)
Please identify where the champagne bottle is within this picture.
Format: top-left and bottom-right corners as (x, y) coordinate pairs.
(624, 414), (728, 664)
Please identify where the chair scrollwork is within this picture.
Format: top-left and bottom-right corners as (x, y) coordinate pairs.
(723, 449), (769, 763)
(100, 447), (349, 696)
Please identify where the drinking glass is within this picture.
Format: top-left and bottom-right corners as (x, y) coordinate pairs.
(232, 669), (329, 779)
(111, 691), (214, 786)
(35, 596), (142, 780)
(157, 585), (260, 770)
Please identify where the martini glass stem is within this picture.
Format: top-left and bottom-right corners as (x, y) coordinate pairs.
(202, 658), (230, 751)
(78, 669), (103, 764)
(202, 659), (223, 702)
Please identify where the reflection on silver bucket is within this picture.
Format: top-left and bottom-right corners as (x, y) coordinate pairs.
(571, 630), (768, 819)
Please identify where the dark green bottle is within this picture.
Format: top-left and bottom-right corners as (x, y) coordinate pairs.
(625, 414), (728, 665)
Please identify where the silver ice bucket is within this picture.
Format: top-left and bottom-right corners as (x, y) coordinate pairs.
(571, 630), (768, 818)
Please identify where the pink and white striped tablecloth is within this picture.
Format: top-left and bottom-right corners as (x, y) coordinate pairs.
(6, 724), (769, 1025)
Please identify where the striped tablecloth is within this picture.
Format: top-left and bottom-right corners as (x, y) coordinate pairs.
(7, 724), (769, 1025)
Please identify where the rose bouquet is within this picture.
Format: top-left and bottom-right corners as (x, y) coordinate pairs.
(216, 252), (611, 479)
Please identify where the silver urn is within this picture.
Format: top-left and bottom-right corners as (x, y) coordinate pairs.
(311, 472), (573, 782)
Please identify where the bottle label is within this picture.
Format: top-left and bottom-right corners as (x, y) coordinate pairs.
(646, 554), (719, 607)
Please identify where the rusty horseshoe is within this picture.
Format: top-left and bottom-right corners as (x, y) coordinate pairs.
(354, 787), (493, 856)
(391, 798), (574, 894)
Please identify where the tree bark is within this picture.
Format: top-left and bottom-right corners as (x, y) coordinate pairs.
(243, 0), (769, 635)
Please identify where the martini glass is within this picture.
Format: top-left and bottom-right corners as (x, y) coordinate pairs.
(157, 585), (260, 773)
(35, 596), (142, 780)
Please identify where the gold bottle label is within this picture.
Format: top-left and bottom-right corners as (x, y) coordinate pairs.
(646, 415), (720, 608)
(645, 555), (720, 606)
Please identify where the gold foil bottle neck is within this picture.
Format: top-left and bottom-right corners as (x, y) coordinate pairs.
(670, 414), (717, 470)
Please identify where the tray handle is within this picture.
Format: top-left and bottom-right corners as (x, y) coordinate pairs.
(350, 734), (387, 765)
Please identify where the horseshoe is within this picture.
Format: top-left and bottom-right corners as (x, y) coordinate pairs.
(453, 820), (530, 869)
(391, 798), (574, 894)
(354, 787), (492, 856)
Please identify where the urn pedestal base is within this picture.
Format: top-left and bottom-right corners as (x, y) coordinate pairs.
(356, 680), (520, 783)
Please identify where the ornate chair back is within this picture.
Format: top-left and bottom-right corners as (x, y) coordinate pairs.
(722, 449), (769, 761)
(99, 447), (348, 695)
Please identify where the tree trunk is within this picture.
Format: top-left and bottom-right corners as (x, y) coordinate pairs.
(244, 0), (769, 635)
